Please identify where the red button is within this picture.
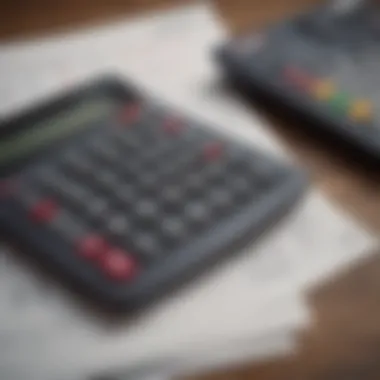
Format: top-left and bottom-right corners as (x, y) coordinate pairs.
(77, 235), (108, 261)
(119, 103), (141, 125)
(101, 248), (137, 281)
(163, 116), (183, 135)
(29, 199), (58, 223)
(203, 142), (224, 161)
(283, 66), (313, 90)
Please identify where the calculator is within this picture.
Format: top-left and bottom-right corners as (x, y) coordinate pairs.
(0, 76), (306, 311)
(216, 0), (380, 160)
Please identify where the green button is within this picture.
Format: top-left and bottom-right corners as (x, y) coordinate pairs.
(329, 93), (350, 114)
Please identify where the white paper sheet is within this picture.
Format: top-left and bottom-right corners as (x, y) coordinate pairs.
(0, 2), (377, 379)
(100, 330), (298, 380)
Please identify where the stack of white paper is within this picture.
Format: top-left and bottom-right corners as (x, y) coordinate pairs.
(0, 2), (377, 380)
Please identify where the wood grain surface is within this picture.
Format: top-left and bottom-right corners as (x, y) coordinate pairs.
(1, 1), (380, 379)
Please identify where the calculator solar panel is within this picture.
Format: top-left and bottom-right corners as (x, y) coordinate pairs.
(0, 77), (306, 311)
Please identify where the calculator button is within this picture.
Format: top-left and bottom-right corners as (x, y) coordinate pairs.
(97, 144), (120, 163)
(139, 172), (157, 189)
(204, 163), (224, 181)
(174, 152), (194, 172)
(312, 80), (335, 101)
(162, 116), (183, 135)
(119, 103), (141, 125)
(85, 198), (110, 222)
(161, 217), (186, 242)
(62, 149), (90, 170)
(135, 200), (158, 222)
(88, 135), (106, 152)
(233, 176), (251, 191)
(162, 187), (182, 211)
(118, 134), (141, 150)
(34, 166), (63, 191)
(140, 148), (162, 166)
(105, 215), (130, 240)
(96, 171), (119, 190)
(121, 159), (141, 177)
(133, 233), (160, 258)
(64, 183), (89, 205)
(101, 248), (138, 281)
(185, 202), (209, 225)
(210, 189), (233, 210)
(162, 186), (182, 203)
(203, 142), (224, 161)
(77, 235), (108, 260)
(349, 99), (373, 123)
(329, 93), (350, 115)
(115, 185), (135, 206)
(73, 157), (94, 176)
(185, 173), (204, 194)
(61, 149), (79, 165)
(283, 66), (313, 90)
(29, 199), (59, 224)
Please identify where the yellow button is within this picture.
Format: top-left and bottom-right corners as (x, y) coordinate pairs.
(312, 80), (335, 101)
(349, 100), (373, 123)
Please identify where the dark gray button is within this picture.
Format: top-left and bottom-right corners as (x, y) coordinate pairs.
(204, 163), (224, 181)
(35, 165), (59, 182)
(228, 157), (250, 173)
(72, 157), (94, 176)
(154, 139), (172, 155)
(185, 173), (203, 194)
(98, 144), (120, 162)
(135, 199), (157, 221)
(232, 177), (251, 196)
(64, 182), (89, 205)
(106, 214), (130, 240)
(35, 166), (64, 193)
(88, 135), (119, 161)
(140, 151), (160, 169)
(115, 184), (134, 205)
(85, 197), (109, 220)
(185, 202), (209, 225)
(49, 178), (75, 199)
(161, 217), (186, 242)
(133, 233), (160, 258)
(96, 170), (119, 189)
(87, 134), (107, 151)
(210, 189), (232, 210)
(139, 172), (157, 189)
(122, 160), (141, 176)
(175, 151), (194, 170)
(158, 162), (178, 178)
(61, 149), (82, 167)
(118, 134), (140, 150)
(162, 186), (182, 204)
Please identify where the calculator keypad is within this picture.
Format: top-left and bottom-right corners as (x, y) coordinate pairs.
(17, 105), (269, 263)
(1, 86), (304, 311)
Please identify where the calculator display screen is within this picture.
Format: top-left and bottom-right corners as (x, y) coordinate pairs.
(0, 98), (118, 168)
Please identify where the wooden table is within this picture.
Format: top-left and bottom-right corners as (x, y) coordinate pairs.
(1, 1), (380, 379)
